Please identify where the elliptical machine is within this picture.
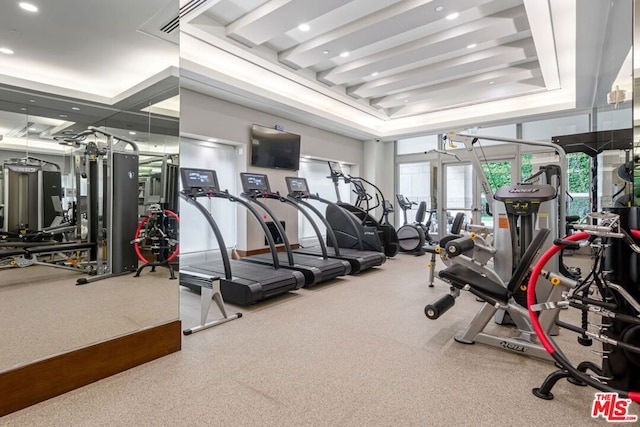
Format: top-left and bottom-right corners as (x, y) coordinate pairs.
(326, 162), (399, 257)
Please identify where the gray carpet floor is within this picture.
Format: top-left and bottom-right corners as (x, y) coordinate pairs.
(2, 254), (620, 426)
(0, 264), (177, 371)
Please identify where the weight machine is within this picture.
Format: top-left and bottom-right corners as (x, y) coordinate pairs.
(131, 204), (179, 279)
(57, 126), (140, 284)
(528, 210), (640, 402)
(425, 133), (568, 358)
(2, 157), (63, 233)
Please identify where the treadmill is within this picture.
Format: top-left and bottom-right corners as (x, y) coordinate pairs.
(237, 172), (351, 286)
(284, 176), (386, 273)
(178, 168), (304, 306)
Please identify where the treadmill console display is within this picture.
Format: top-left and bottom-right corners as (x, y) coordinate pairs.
(180, 168), (219, 193)
(240, 173), (271, 193)
(285, 177), (310, 197)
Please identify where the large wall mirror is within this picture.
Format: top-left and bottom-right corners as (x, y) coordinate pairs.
(0, 0), (179, 374)
(635, 0), (640, 205)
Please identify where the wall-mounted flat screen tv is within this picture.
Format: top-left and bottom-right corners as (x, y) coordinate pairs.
(250, 124), (301, 171)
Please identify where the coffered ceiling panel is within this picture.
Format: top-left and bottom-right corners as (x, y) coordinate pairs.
(188, 0), (548, 121)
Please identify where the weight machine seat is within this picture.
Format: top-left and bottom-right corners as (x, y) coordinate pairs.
(439, 263), (510, 303)
(505, 228), (550, 294)
(0, 241), (57, 248)
(450, 213), (466, 234)
(438, 228), (551, 305)
(415, 202), (426, 223)
(1, 241), (94, 257)
(25, 242), (96, 255)
(0, 248), (27, 258)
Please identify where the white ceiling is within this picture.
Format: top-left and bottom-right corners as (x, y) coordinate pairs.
(180, 0), (623, 139)
(0, 0), (178, 101)
(0, 0), (180, 155)
(201, 0), (546, 118)
(0, 0), (630, 145)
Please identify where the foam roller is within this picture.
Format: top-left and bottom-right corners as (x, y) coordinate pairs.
(424, 294), (456, 319)
(445, 236), (475, 257)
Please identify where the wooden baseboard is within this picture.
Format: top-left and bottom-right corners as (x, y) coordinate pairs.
(0, 320), (181, 417)
(236, 244), (299, 257)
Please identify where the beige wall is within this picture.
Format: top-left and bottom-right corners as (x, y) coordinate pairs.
(180, 89), (365, 251)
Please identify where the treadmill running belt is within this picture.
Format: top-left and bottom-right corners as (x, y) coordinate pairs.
(240, 252), (349, 286)
(293, 247), (385, 274)
(180, 259), (304, 306)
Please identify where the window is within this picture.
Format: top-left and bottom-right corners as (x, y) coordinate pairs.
(396, 162), (433, 228)
(567, 152), (590, 217)
(522, 115), (589, 141)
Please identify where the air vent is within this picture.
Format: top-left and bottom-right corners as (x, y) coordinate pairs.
(179, 0), (208, 19)
(159, 0), (209, 34)
(160, 17), (179, 34)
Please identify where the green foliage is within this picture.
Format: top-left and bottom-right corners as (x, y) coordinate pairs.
(483, 152), (590, 193)
(568, 152), (590, 193)
(567, 196), (590, 218)
(521, 153), (533, 182)
(481, 161), (511, 191)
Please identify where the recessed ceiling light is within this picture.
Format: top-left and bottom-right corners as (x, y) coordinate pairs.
(207, 138), (218, 142)
(435, 6), (444, 12)
(323, 50), (329, 55)
(340, 51), (349, 58)
(298, 23), (310, 32)
(403, 99), (409, 103)
(0, 47), (14, 55)
(29, 99), (35, 102)
(71, 106), (80, 111)
(489, 81), (495, 85)
(29, 127), (36, 131)
(19, 2), (38, 12)
(446, 12), (459, 20)
(371, 72), (379, 76)
(467, 43), (477, 49)
(129, 131), (136, 135)
(59, 114), (67, 118)
(20, 107), (26, 111)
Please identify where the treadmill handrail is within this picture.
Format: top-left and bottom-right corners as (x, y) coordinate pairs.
(240, 193), (296, 266)
(222, 192), (282, 269)
(270, 193), (330, 259)
(179, 192), (232, 280)
(289, 196), (342, 257)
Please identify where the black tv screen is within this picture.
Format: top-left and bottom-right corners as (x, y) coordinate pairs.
(251, 124), (301, 171)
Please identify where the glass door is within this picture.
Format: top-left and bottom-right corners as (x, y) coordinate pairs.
(442, 163), (474, 236)
(480, 160), (513, 228)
